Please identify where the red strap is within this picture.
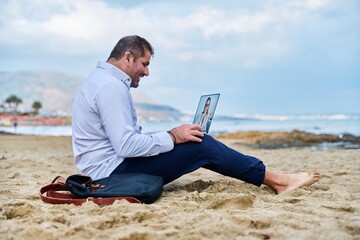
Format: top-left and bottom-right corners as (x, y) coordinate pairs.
(39, 176), (141, 205)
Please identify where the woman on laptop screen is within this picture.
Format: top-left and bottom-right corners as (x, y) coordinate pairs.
(193, 94), (220, 133)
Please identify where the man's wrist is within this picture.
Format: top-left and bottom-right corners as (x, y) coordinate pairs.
(167, 131), (176, 144)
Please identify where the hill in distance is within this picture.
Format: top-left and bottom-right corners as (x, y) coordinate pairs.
(0, 70), (185, 121)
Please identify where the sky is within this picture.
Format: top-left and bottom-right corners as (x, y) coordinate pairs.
(0, 0), (359, 115)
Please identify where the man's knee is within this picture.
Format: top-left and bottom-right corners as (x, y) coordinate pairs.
(198, 134), (219, 152)
(175, 134), (220, 156)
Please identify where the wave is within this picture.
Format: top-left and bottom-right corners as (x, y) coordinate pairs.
(1, 113), (359, 136)
(228, 113), (359, 121)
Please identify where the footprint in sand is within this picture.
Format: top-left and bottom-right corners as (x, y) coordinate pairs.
(322, 205), (355, 213)
(164, 180), (215, 193)
(282, 198), (303, 204)
(209, 194), (255, 210)
(1, 202), (37, 219)
(345, 216), (360, 235)
(183, 180), (215, 193)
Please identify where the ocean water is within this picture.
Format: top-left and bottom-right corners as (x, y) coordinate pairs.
(1, 113), (359, 137)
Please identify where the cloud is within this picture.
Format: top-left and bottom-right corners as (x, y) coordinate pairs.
(42, 2), (109, 40)
(177, 7), (274, 39)
(0, 0), (336, 71)
(293, 0), (329, 10)
(0, 1), (290, 57)
(0, 0), (359, 115)
(2, 0), (353, 77)
(1, 0), (357, 73)
(0, 0), (151, 54)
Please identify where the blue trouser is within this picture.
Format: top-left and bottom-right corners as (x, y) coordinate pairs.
(111, 134), (266, 186)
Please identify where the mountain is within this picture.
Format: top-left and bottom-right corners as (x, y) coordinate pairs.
(135, 103), (184, 122)
(0, 71), (184, 121)
(0, 71), (82, 116)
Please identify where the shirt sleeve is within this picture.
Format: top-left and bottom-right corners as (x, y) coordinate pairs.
(95, 81), (174, 158)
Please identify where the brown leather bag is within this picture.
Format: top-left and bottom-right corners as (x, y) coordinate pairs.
(39, 176), (141, 205)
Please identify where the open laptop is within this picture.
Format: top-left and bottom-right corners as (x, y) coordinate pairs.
(192, 93), (220, 133)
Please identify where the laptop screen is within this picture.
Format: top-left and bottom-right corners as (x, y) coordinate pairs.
(192, 93), (220, 133)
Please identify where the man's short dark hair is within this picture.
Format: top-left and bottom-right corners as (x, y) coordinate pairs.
(108, 35), (154, 60)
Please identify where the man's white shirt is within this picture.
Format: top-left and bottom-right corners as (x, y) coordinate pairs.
(72, 61), (174, 180)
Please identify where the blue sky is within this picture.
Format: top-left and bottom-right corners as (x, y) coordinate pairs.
(0, 0), (359, 115)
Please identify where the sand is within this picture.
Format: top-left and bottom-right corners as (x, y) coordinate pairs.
(0, 134), (359, 239)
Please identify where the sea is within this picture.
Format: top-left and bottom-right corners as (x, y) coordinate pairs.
(1, 113), (359, 137)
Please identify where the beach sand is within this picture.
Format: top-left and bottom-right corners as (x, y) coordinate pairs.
(0, 134), (359, 239)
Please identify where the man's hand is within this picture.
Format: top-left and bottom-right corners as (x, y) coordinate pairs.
(169, 124), (204, 144)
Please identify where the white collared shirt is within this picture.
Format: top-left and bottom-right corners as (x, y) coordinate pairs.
(72, 61), (174, 180)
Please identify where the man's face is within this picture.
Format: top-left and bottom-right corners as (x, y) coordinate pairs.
(128, 50), (151, 88)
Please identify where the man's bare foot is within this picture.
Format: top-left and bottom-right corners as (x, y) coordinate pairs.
(263, 170), (320, 194)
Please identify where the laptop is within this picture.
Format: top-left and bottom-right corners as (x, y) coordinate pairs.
(192, 93), (220, 133)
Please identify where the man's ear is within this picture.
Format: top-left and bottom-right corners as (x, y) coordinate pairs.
(123, 52), (134, 65)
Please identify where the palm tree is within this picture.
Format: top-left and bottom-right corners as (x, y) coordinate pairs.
(32, 101), (42, 115)
(5, 95), (23, 114)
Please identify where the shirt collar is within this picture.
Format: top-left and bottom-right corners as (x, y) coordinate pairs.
(96, 61), (131, 89)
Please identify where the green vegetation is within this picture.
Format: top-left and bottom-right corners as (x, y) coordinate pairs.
(32, 101), (42, 115)
(2, 95), (42, 116)
(5, 95), (22, 114)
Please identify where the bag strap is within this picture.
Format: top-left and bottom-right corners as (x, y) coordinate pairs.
(39, 176), (141, 205)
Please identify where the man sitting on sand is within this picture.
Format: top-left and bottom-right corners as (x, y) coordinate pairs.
(72, 35), (319, 194)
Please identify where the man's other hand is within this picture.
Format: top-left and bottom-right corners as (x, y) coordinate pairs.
(170, 124), (204, 144)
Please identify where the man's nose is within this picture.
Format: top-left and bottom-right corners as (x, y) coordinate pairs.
(144, 67), (149, 76)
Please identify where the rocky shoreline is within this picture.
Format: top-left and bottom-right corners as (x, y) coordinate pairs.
(1, 128), (359, 149)
(215, 130), (360, 149)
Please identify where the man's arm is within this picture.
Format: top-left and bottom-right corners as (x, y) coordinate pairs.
(96, 82), (173, 157)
